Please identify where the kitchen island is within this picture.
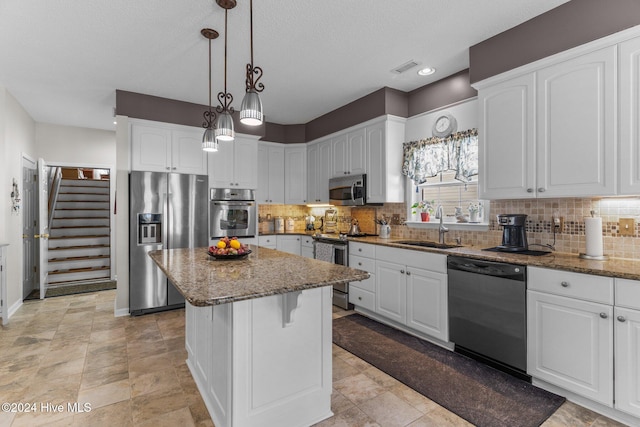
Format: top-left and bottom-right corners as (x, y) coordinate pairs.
(148, 245), (369, 427)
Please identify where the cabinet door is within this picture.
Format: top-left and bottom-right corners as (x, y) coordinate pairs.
(615, 307), (640, 417)
(317, 141), (332, 202)
(193, 305), (212, 386)
(536, 47), (616, 197)
(276, 235), (301, 255)
(478, 74), (535, 199)
(619, 36), (640, 195)
(375, 260), (406, 324)
(331, 134), (348, 177)
(131, 124), (171, 172)
(366, 122), (386, 203)
(256, 144), (270, 203)
(306, 144), (319, 203)
(347, 127), (366, 175)
(171, 129), (208, 175)
(406, 267), (448, 342)
(233, 137), (258, 189)
(268, 146), (285, 204)
(208, 140), (235, 188)
(527, 290), (613, 405)
(284, 146), (307, 204)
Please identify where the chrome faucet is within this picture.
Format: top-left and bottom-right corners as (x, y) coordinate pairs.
(436, 205), (449, 244)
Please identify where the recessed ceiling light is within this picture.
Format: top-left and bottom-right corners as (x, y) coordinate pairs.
(418, 67), (436, 76)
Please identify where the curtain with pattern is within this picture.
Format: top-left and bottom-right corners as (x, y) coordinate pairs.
(402, 129), (478, 184)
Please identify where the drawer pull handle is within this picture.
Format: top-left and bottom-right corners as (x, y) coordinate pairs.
(406, 271), (411, 276)
(538, 187), (546, 192)
(400, 269), (405, 274)
(358, 296), (362, 301)
(561, 281), (569, 287)
(599, 312), (608, 319)
(618, 316), (627, 322)
(358, 248), (362, 252)
(526, 188), (533, 193)
(358, 262), (362, 266)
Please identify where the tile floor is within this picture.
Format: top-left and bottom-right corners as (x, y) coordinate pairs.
(0, 290), (629, 427)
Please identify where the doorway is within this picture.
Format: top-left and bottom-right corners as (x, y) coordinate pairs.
(22, 156), (37, 300)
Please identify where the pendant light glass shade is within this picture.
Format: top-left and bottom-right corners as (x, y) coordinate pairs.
(202, 127), (218, 152)
(240, 89), (263, 126)
(215, 111), (235, 141)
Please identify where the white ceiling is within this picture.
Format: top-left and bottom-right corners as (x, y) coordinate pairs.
(0, 0), (569, 131)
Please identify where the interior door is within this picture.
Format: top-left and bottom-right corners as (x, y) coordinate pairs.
(22, 161), (37, 299)
(37, 158), (49, 299)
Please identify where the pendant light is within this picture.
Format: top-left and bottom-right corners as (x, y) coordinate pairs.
(201, 28), (219, 152)
(215, 3), (235, 142)
(240, 0), (264, 126)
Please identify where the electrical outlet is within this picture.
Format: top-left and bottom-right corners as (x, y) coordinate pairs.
(620, 218), (635, 236)
(552, 215), (564, 232)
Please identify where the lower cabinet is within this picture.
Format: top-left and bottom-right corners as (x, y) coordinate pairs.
(349, 242), (376, 312)
(258, 235), (277, 249)
(350, 243), (448, 343)
(614, 279), (640, 418)
(276, 235), (301, 255)
(301, 235), (314, 259)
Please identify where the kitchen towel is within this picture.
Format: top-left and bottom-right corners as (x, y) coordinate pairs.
(314, 242), (334, 263)
(585, 216), (604, 257)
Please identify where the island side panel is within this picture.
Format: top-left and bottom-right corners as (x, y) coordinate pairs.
(232, 286), (333, 427)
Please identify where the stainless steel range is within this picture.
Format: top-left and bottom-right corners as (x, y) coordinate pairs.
(313, 234), (350, 309)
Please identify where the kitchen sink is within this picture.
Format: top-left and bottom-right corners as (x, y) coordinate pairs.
(393, 240), (462, 250)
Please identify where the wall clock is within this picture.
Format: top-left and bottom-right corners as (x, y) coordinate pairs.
(432, 113), (457, 138)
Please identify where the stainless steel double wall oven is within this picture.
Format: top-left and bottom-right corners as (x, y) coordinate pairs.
(209, 188), (256, 239)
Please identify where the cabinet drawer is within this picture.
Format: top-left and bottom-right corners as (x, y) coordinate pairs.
(528, 267), (613, 304)
(351, 274), (375, 293)
(376, 245), (447, 274)
(349, 255), (375, 273)
(350, 286), (375, 311)
(301, 236), (314, 248)
(615, 278), (640, 310)
(258, 236), (277, 247)
(350, 242), (375, 258)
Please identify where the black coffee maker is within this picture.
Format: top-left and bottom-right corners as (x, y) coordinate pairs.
(496, 214), (528, 252)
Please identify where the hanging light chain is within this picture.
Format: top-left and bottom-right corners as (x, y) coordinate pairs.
(245, 0), (264, 93)
(203, 30), (217, 129)
(217, 9), (234, 114)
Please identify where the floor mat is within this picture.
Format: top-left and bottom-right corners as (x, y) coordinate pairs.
(333, 313), (565, 427)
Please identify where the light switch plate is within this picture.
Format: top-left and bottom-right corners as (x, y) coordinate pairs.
(619, 218), (635, 236)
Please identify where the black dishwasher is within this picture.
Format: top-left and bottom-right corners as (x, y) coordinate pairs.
(447, 256), (529, 381)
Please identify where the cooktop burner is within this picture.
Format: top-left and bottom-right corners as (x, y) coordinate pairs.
(483, 247), (552, 256)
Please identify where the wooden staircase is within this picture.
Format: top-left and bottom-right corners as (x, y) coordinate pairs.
(47, 177), (111, 288)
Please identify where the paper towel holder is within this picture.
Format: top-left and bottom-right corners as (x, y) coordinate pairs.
(579, 210), (609, 260)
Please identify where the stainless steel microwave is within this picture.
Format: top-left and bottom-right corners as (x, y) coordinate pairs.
(329, 174), (366, 206)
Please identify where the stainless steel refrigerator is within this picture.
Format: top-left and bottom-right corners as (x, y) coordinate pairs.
(129, 171), (208, 315)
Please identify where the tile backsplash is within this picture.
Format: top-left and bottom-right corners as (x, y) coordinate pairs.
(259, 197), (640, 259)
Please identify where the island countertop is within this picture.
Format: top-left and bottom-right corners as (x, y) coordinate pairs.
(148, 245), (370, 307)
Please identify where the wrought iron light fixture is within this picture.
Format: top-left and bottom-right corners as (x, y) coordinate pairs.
(215, 2), (235, 142)
(201, 28), (219, 152)
(239, 0), (264, 126)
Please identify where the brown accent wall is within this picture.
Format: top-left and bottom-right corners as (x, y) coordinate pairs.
(469, 0), (640, 84)
(263, 123), (306, 143)
(408, 70), (477, 117)
(115, 90), (264, 137)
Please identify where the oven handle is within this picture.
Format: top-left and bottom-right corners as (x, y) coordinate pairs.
(211, 200), (255, 206)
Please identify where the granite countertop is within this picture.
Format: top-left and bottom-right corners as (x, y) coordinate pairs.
(148, 245), (369, 307)
(350, 236), (640, 281)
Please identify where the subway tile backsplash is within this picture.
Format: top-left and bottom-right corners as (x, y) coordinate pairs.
(259, 197), (640, 259)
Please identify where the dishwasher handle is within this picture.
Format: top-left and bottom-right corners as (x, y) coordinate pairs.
(447, 256), (526, 281)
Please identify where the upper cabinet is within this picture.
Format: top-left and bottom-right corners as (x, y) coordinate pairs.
(332, 127), (366, 177)
(284, 145), (307, 204)
(619, 36), (640, 195)
(475, 30), (640, 199)
(307, 139), (332, 203)
(131, 120), (208, 175)
(208, 135), (258, 189)
(366, 118), (405, 203)
(257, 142), (285, 204)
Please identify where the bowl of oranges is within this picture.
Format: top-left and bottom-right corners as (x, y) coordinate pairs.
(208, 237), (251, 260)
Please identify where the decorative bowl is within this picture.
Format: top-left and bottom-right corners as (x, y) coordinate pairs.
(207, 249), (252, 260)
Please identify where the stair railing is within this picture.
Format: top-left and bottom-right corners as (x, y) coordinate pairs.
(48, 167), (62, 230)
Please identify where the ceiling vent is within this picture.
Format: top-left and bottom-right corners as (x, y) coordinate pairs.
(391, 60), (419, 74)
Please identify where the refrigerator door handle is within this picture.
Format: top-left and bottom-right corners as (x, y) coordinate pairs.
(163, 192), (169, 249)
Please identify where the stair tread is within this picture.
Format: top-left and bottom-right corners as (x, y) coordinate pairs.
(54, 216), (109, 220)
(52, 225), (110, 229)
(47, 276), (111, 286)
(49, 254), (110, 262)
(49, 234), (110, 239)
(48, 244), (110, 250)
(54, 208), (110, 211)
(49, 265), (110, 274)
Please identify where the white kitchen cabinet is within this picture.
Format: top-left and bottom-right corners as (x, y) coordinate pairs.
(332, 127), (366, 177)
(527, 267), (614, 406)
(614, 278), (640, 418)
(478, 74), (535, 199)
(619, 36), (640, 195)
(301, 235), (314, 259)
(366, 118), (405, 203)
(208, 135), (258, 189)
(258, 235), (277, 249)
(284, 145), (307, 204)
(476, 44), (616, 199)
(131, 121), (208, 175)
(276, 235), (301, 256)
(349, 242), (376, 312)
(307, 139), (332, 203)
(376, 260), (407, 324)
(257, 143), (285, 204)
(536, 46), (616, 197)
(406, 266), (448, 341)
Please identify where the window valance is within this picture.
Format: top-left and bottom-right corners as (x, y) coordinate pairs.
(401, 129), (478, 185)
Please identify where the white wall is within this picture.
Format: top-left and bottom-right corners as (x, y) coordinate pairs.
(35, 123), (115, 165)
(114, 116), (130, 315)
(404, 98), (478, 141)
(1, 89), (36, 314)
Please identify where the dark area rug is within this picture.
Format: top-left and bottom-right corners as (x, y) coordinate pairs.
(25, 281), (117, 300)
(333, 314), (565, 427)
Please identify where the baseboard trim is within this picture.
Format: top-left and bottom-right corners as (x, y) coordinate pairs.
(8, 299), (23, 319)
(114, 306), (129, 317)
